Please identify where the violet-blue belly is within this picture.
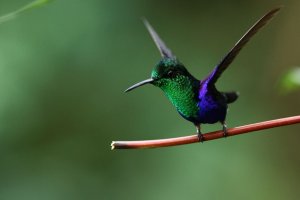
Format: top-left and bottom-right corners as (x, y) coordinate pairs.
(195, 98), (227, 124)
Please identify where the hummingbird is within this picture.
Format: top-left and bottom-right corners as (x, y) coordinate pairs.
(125, 7), (281, 142)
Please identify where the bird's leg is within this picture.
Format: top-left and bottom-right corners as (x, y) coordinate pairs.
(221, 121), (228, 138)
(195, 124), (204, 142)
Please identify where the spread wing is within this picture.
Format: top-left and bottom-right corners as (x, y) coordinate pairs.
(205, 7), (281, 86)
(143, 19), (175, 58)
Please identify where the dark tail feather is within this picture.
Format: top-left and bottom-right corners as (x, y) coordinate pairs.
(223, 91), (239, 104)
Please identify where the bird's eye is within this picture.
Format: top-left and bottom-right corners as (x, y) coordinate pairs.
(167, 70), (174, 76)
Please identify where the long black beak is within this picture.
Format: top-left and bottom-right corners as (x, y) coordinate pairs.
(125, 78), (154, 93)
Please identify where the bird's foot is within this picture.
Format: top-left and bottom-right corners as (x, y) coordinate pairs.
(195, 124), (204, 143)
(222, 122), (228, 138)
(197, 132), (204, 143)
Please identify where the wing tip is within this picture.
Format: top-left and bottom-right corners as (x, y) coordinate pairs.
(141, 17), (174, 58)
(266, 6), (283, 18)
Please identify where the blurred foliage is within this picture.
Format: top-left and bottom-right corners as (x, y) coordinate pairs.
(279, 67), (300, 93)
(0, 0), (52, 24)
(0, 0), (299, 200)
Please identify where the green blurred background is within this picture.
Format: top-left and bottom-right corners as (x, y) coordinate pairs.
(0, 0), (299, 199)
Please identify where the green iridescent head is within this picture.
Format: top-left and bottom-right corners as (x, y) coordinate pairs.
(124, 57), (194, 92)
(151, 58), (187, 83)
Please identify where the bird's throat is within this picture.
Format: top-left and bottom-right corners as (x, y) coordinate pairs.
(158, 76), (199, 118)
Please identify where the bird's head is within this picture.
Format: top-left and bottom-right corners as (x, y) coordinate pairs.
(125, 57), (194, 92)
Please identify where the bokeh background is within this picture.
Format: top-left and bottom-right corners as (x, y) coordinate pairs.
(0, 0), (299, 199)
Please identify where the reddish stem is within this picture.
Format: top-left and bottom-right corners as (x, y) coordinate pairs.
(111, 115), (300, 150)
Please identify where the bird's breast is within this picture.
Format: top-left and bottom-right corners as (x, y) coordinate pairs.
(160, 82), (199, 119)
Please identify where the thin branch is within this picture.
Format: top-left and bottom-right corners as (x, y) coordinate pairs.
(111, 115), (300, 150)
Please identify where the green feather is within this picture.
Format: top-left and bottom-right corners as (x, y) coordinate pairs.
(155, 75), (199, 118)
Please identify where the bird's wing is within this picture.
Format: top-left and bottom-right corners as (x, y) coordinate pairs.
(205, 7), (281, 86)
(143, 19), (175, 58)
